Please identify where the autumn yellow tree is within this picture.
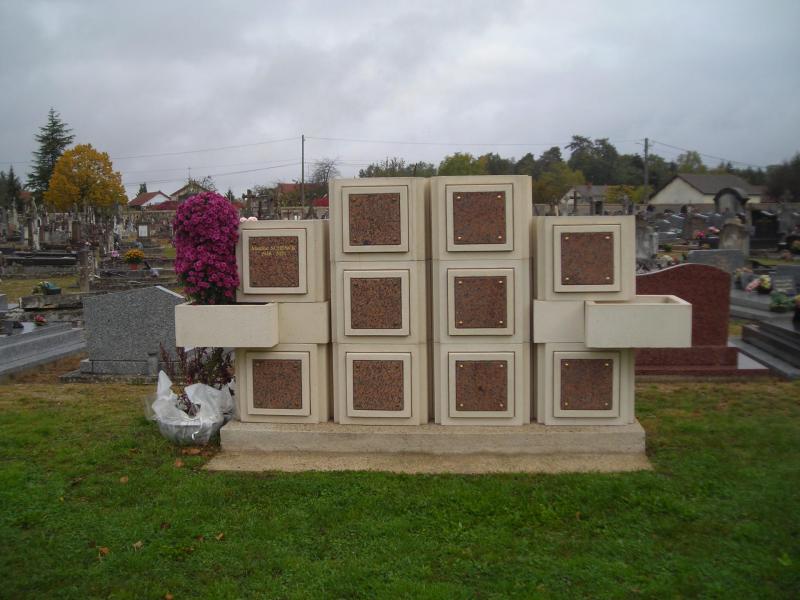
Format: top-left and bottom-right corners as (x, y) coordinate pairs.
(44, 144), (126, 213)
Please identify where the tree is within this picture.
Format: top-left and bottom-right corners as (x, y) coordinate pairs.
(225, 188), (236, 202)
(438, 152), (487, 176)
(27, 108), (75, 202)
(766, 153), (800, 201)
(532, 162), (584, 206)
(675, 150), (707, 174)
(138, 183), (148, 195)
(567, 136), (620, 184)
(358, 157), (436, 177)
(514, 152), (537, 176)
(477, 153), (515, 175)
(44, 144), (126, 214)
(310, 158), (340, 184)
(0, 166), (24, 212)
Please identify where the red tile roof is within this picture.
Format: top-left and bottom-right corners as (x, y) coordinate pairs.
(129, 191), (168, 207)
(313, 194), (329, 207)
(146, 200), (180, 211)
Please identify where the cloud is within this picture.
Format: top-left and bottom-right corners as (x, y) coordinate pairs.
(1, 0), (798, 196)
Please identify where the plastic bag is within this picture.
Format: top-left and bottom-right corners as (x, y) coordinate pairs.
(150, 371), (225, 445)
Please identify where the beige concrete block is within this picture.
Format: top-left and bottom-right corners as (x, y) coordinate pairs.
(433, 343), (531, 426)
(584, 295), (692, 348)
(431, 259), (531, 343)
(532, 300), (585, 343)
(329, 178), (429, 262)
(331, 261), (427, 344)
(218, 420), (648, 458)
(533, 216), (635, 301)
(278, 301), (331, 344)
(235, 344), (331, 424)
(175, 302), (278, 348)
(430, 175), (533, 260)
(236, 219), (329, 303)
(535, 342), (634, 426)
(332, 343), (428, 425)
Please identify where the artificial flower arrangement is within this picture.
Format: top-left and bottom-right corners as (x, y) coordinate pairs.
(693, 230), (706, 241)
(34, 314), (47, 326)
(173, 191), (240, 304)
(123, 248), (145, 264)
(769, 291), (795, 313)
(708, 226), (720, 235)
(745, 274), (772, 295)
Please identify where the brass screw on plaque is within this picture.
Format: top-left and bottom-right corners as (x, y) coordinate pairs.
(459, 363), (464, 368)
(498, 279), (504, 284)
(605, 235), (611, 240)
(499, 363), (504, 368)
(459, 403), (464, 408)
(457, 235), (463, 240)
(498, 320), (504, 325)
(605, 276), (611, 281)
(564, 402), (569, 407)
(497, 235), (503, 240)
(604, 402), (610, 407)
(564, 362), (569, 367)
(499, 403), (504, 408)
(456, 195), (462, 200)
(605, 363), (610, 367)
(565, 276), (570, 281)
(458, 280), (463, 285)
(458, 320), (464, 325)
(497, 194), (502, 199)
(564, 236), (570, 240)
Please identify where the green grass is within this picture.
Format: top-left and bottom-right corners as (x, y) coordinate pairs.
(1, 379), (799, 599)
(0, 276), (78, 302)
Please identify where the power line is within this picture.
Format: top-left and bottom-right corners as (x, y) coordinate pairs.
(122, 161), (301, 186)
(306, 135), (587, 147)
(650, 139), (767, 170)
(111, 136), (298, 160)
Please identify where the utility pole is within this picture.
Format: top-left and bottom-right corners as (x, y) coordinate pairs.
(643, 137), (649, 201)
(300, 134), (305, 211)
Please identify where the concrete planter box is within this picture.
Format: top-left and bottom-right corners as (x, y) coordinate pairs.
(175, 303), (278, 348)
(585, 295), (691, 348)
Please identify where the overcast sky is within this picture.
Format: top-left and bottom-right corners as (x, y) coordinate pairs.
(1, 0), (798, 198)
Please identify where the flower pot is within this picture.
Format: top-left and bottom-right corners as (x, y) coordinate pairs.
(129, 263), (139, 271)
(174, 302), (279, 348)
(756, 287), (771, 295)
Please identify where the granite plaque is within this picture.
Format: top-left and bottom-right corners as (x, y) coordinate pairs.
(559, 358), (613, 410)
(248, 235), (300, 288)
(454, 276), (507, 329)
(772, 275), (797, 295)
(560, 231), (615, 286)
(452, 191), (507, 245)
(348, 193), (402, 247)
(251, 358), (304, 410)
(454, 360), (508, 411)
(350, 277), (403, 330)
(352, 359), (405, 411)
(774, 265), (800, 295)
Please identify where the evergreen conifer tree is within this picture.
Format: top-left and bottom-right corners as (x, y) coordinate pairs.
(27, 108), (75, 202)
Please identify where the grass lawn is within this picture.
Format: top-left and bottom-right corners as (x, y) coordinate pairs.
(0, 276), (78, 303)
(1, 373), (799, 598)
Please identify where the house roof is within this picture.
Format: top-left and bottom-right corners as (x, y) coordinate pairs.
(128, 191), (168, 207)
(169, 182), (209, 198)
(313, 194), (329, 207)
(675, 173), (762, 196)
(146, 200), (180, 211)
(566, 185), (610, 199)
(276, 182), (326, 194)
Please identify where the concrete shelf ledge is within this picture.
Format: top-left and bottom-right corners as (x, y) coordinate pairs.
(175, 302), (278, 348)
(585, 294), (691, 348)
(220, 420), (647, 458)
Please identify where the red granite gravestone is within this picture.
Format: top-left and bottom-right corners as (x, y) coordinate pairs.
(636, 263), (746, 375)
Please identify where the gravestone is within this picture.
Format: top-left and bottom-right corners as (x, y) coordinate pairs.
(719, 221), (749, 254)
(686, 249), (745, 274)
(750, 210), (779, 250)
(81, 285), (185, 375)
(636, 264), (753, 375)
(773, 265), (800, 296)
(635, 218), (657, 261)
(684, 214), (707, 240)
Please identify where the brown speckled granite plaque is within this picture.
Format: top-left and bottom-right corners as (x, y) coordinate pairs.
(452, 191), (507, 245)
(252, 359), (303, 410)
(352, 360), (404, 411)
(560, 231), (615, 286)
(349, 277), (403, 330)
(559, 358), (613, 410)
(248, 235), (300, 288)
(348, 193), (402, 247)
(455, 360), (508, 411)
(453, 276), (508, 329)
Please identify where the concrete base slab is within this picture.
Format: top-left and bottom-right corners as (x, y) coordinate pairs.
(214, 420), (649, 473)
(205, 451), (651, 474)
